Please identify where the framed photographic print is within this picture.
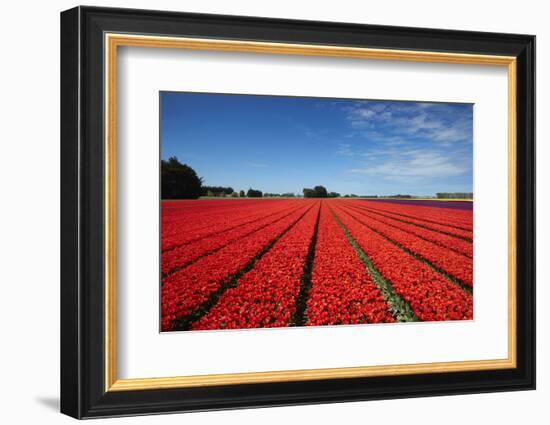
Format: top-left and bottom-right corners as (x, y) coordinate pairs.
(60, 6), (535, 419)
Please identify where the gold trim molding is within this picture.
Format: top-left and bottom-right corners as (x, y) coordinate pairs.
(104, 33), (517, 392)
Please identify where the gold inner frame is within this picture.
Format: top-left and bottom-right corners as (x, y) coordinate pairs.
(104, 33), (517, 392)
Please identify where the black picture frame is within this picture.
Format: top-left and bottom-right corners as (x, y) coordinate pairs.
(61, 5), (535, 419)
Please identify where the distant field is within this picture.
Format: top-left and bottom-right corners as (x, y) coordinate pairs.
(366, 199), (473, 211)
(160, 198), (473, 332)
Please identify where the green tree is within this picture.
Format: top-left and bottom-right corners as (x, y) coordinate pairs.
(304, 186), (328, 198)
(239, 190), (245, 197)
(247, 188), (263, 198)
(436, 192), (473, 199)
(303, 188), (315, 198)
(161, 157), (203, 199)
(314, 186), (328, 198)
(201, 186), (234, 196)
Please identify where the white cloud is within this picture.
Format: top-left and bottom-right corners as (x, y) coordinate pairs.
(350, 150), (469, 180)
(356, 109), (376, 119)
(344, 101), (472, 145)
(335, 101), (472, 185)
(336, 143), (355, 157)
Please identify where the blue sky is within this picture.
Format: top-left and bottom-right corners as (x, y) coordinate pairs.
(161, 92), (473, 196)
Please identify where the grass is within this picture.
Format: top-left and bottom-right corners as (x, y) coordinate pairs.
(330, 208), (419, 323)
(342, 209), (473, 296)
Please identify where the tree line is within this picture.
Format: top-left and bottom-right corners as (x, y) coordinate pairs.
(161, 158), (270, 199)
(162, 158), (347, 200)
(302, 186), (340, 198)
(162, 157), (464, 200)
(436, 192), (473, 199)
(161, 157), (203, 199)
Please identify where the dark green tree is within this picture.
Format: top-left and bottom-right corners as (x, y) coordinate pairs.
(436, 192), (473, 199)
(313, 185), (328, 198)
(303, 188), (316, 198)
(239, 190), (245, 197)
(161, 157), (203, 199)
(247, 188), (263, 198)
(201, 186), (234, 196)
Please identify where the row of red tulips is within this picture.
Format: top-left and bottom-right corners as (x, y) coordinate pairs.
(348, 202), (473, 241)
(161, 204), (302, 276)
(362, 199), (473, 226)
(162, 198), (259, 217)
(161, 202), (314, 331)
(161, 200), (295, 252)
(340, 205), (473, 287)
(344, 203), (473, 258)
(332, 204), (473, 322)
(192, 203), (320, 330)
(306, 205), (395, 326)
(162, 199), (266, 229)
(356, 200), (473, 232)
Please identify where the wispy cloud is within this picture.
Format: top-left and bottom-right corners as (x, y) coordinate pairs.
(350, 149), (470, 182)
(295, 124), (325, 139)
(335, 100), (472, 186)
(344, 101), (472, 146)
(336, 143), (355, 157)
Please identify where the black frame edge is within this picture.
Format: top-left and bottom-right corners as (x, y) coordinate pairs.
(60, 6), (536, 419)
(515, 35), (536, 392)
(60, 6), (83, 419)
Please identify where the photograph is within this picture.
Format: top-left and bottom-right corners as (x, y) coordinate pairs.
(159, 92), (474, 332)
(58, 5), (535, 419)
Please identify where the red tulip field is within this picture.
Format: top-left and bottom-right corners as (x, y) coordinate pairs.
(160, 199), (473, 331)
